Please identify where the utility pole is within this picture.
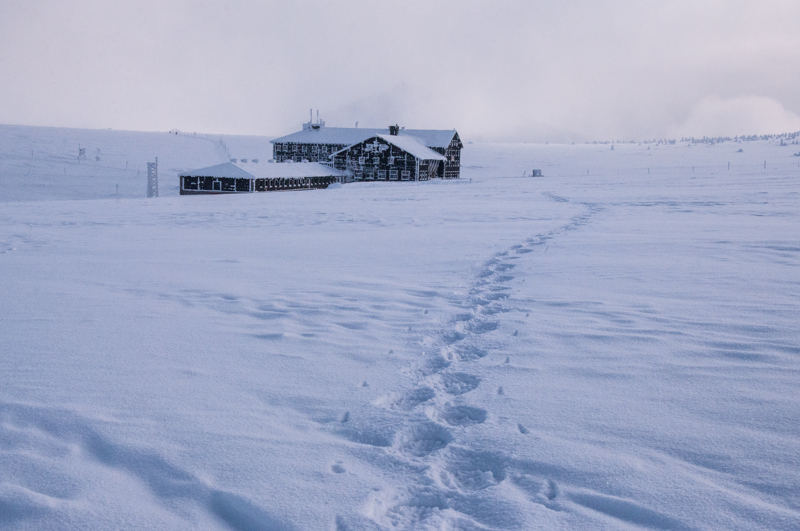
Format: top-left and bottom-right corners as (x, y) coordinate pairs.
(147, 157), (158, 198)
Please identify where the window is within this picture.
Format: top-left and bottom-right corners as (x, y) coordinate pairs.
(377, 170), (386, 180)
(312, 145), (319, 152)
(183, 177), (198, 190)
(358, 156), (365, 164)
(388, 156), (395, 165)
(389, 169), (398, 180)
(401, 170), (410, 181)
(302, 145), (308, 153)
(373, 157), (380, 165)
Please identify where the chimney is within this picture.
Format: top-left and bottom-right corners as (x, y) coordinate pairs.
(389, 124), (399, 136)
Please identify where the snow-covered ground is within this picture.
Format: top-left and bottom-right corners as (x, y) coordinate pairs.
(1, 125), (799, 530)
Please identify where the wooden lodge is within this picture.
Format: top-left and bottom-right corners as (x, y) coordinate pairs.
(270, 118), (463, 181)
(179, 162), (346, 195)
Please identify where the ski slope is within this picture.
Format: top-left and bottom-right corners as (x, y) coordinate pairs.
(1, 125), (799, 530)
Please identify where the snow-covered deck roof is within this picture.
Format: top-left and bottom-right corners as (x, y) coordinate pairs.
(236, 162), (346, 179)
(179, 162), (254, 179)
(271, 127), (457, 149)
(179, 162), (346, 179)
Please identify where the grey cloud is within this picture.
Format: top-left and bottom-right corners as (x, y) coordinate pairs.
(1, 0), (798, 141)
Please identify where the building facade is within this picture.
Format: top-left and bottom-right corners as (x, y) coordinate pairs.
(330, 132), (446, 182)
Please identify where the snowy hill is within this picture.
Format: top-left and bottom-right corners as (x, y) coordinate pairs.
(0, 124), (274, 201)
(1, 126), (799, 530)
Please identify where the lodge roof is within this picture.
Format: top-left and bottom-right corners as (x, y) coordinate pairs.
(377, 135), (446, 160)
(330, 134), (446, 161)
(271, 127), (458, 149)
(179, 162), (346, 179)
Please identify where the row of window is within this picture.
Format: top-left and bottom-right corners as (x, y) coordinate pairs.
(354, 169), (411, 180)
(182, 176), (251, 192)
(274, 143), (344, 154)
(355, 155), (403, 165)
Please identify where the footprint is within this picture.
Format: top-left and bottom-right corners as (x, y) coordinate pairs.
(469, 321), (499, 334)
(455, 345), (489, 361)
(441, 373), (481, 395)
(442, 405), (487, 426)
(396, 422), (452, 457)
(442, 330), (466, 344)
(517, 424), (529, 434)
(399, 387), (436, 410)
(331, 461), (346, 474)
(340, 411), (350, 423)
(444, 447), (507, 491)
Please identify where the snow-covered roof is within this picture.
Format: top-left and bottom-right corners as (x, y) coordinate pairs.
(178, 162), (254, 179)
(179, 161), (346, 179)
(376, 134), (446, 161)
(401, 129), (459, 149)
(235, 162), (346, 179)
(330, 135), (446, 161)
(271, 127), (458, 149)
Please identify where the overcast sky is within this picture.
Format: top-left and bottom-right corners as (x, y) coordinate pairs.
(2, 0), (800, 142)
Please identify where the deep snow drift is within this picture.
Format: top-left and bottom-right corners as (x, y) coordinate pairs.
(1, 125), (799, 530)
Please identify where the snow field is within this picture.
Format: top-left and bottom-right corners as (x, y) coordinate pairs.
(1, 126), (799, 529)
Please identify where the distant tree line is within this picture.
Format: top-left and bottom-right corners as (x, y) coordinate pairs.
(586, 130), (800, 146)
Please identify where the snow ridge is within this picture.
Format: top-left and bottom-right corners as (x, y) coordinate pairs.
(0, 401), (296, 531)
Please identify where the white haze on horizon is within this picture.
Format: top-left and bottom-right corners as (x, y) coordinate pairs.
(1, 0), (799, 142)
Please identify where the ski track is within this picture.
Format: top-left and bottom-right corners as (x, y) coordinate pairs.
(333, 193), (630, 530)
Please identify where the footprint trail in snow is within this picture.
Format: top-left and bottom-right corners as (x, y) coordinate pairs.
(334, 193), (603, 530)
